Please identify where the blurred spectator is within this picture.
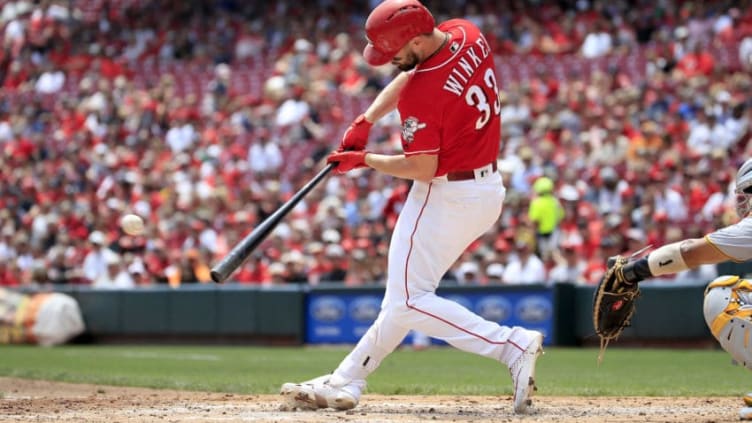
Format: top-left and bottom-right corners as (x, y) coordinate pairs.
(456, 261), (481, 286)
(0, 260), (21, 287)
(485, 262), (505, 285)
(688, 110), (734, 155)
(650, 171), (688, 223)
(235, 253), (270, 285)
(165, 248), (212, 287)
(93, 251), (134, 289)
(319, 244), (347, 283)
(128, 258), (152, 286)
(588, 121), (628, 166)
(248, 129), (283, 175)
(305, 242), (328, 285)
(583, 236), (621, 284)
(499, 92), (531, 138)
(676, 42), (715, 78)
(46, 245), (81, 285)
(509, 145), (541, 195)
(585, 167), (626, 216)
(275, 84), (310, 129)
(725, 102), (749, 149)
(165, 116), (197, 153)
(344, 249), (375, 286)
(740, 34), (752, 70)
(548, 242), (587, 285)
(281, 250), (308, 284)
(269, 262), (287, 284)
(82, 231), (109, 283)
(528, 176), (564, 259)
(34, 61), (65, 94)
(581, 21), (612, 58)
(624, 227), (648, 255)
(502, 240), (545, 285)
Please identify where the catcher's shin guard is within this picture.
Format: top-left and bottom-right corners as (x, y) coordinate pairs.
(704, 275), (752, 370)
(744, 392), (752, 407)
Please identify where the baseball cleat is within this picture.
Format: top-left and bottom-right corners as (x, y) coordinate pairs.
(510, 332), (544, 414)
(280, 375), (359, 411)
(741, 406), (752, 420)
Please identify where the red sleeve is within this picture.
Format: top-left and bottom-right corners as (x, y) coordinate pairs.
(397, 73), (441, 155)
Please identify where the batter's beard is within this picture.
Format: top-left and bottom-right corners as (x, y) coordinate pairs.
(395, 52), (420, 71)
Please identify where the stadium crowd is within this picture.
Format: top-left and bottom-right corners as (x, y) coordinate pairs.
(0, 0), (751, 289)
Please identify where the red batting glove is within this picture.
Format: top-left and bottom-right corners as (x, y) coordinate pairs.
(327, 150), (368, 174)
(339, 114), (372, 151)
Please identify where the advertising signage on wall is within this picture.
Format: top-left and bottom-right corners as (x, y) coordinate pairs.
(305, 286), (554, 345)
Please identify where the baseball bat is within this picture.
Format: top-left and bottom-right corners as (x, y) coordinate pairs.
(210, 162), (337, 283)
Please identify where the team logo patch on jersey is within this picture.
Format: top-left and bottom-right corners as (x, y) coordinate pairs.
(401, 117), (427, 144)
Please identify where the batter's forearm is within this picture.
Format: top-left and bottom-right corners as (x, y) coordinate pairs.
(363, 72), (409, 123)
(364, 153), (436, 182)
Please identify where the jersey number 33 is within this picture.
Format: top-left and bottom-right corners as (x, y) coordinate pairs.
(465, 67), (501, 130)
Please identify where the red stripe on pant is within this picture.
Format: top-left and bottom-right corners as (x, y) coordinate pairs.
(402, 182), (524, 351)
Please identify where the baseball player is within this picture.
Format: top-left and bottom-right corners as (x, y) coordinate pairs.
(280, 0), (544, 414)
(602, 157), (752, 419)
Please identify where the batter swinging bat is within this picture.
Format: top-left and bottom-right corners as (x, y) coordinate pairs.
(210, 162), (336, 283)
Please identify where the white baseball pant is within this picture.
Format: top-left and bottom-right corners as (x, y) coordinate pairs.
(331, 171), (538, 384)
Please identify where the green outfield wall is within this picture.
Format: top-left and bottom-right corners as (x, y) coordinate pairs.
(52, 284), (306, 344)
(39, 282), (714, 346)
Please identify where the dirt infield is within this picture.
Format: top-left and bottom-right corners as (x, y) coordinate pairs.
(0, 377), (743, 422)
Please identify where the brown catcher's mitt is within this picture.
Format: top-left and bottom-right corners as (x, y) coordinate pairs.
(592, 255), (640, 364)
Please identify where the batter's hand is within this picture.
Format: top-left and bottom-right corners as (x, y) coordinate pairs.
(327, 150), (368, 174)
(339, 114), (372, 151)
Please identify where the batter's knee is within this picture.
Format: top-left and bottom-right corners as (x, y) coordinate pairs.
(381, 300), (411, 318)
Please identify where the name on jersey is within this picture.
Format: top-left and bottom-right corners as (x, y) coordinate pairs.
(442, 36), (491, 97)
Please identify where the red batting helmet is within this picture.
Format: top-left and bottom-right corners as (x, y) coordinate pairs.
(363, 0), (435, 66)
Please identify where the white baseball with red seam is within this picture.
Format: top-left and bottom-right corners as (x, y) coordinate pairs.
(120, 214), (145, 236)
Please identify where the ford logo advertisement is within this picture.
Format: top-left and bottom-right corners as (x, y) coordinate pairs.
(516, 296), (553, 324)
(306, 288), (554, 345)
(349, 297), (381, 323)
(310, 296), (346, 323)
(475, 296), (512, 322)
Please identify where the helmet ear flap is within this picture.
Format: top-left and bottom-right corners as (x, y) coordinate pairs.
(736, 191), (752, 219)
(735, 158), (752, 218)
(736, 158), (752, 192)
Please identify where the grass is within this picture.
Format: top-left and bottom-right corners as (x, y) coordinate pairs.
(0, 345), (749, 396)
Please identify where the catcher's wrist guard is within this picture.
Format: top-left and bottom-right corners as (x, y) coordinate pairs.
(647, 242), (688, 276)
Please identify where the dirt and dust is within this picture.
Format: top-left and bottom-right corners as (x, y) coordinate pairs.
(0, 377), (742, 422)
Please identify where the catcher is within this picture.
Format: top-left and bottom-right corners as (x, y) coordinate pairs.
(593, 157), (752, 419)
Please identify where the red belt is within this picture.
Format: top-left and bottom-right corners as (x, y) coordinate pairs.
(446, 162), (498, 181)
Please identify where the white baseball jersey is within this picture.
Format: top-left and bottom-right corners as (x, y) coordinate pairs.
(706, 216), (752, 261)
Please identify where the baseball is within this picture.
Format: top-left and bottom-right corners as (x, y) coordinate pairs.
(120, 214), (145, 236)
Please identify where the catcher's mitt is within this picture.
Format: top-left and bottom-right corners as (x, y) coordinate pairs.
(592, 255), (640, 364)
